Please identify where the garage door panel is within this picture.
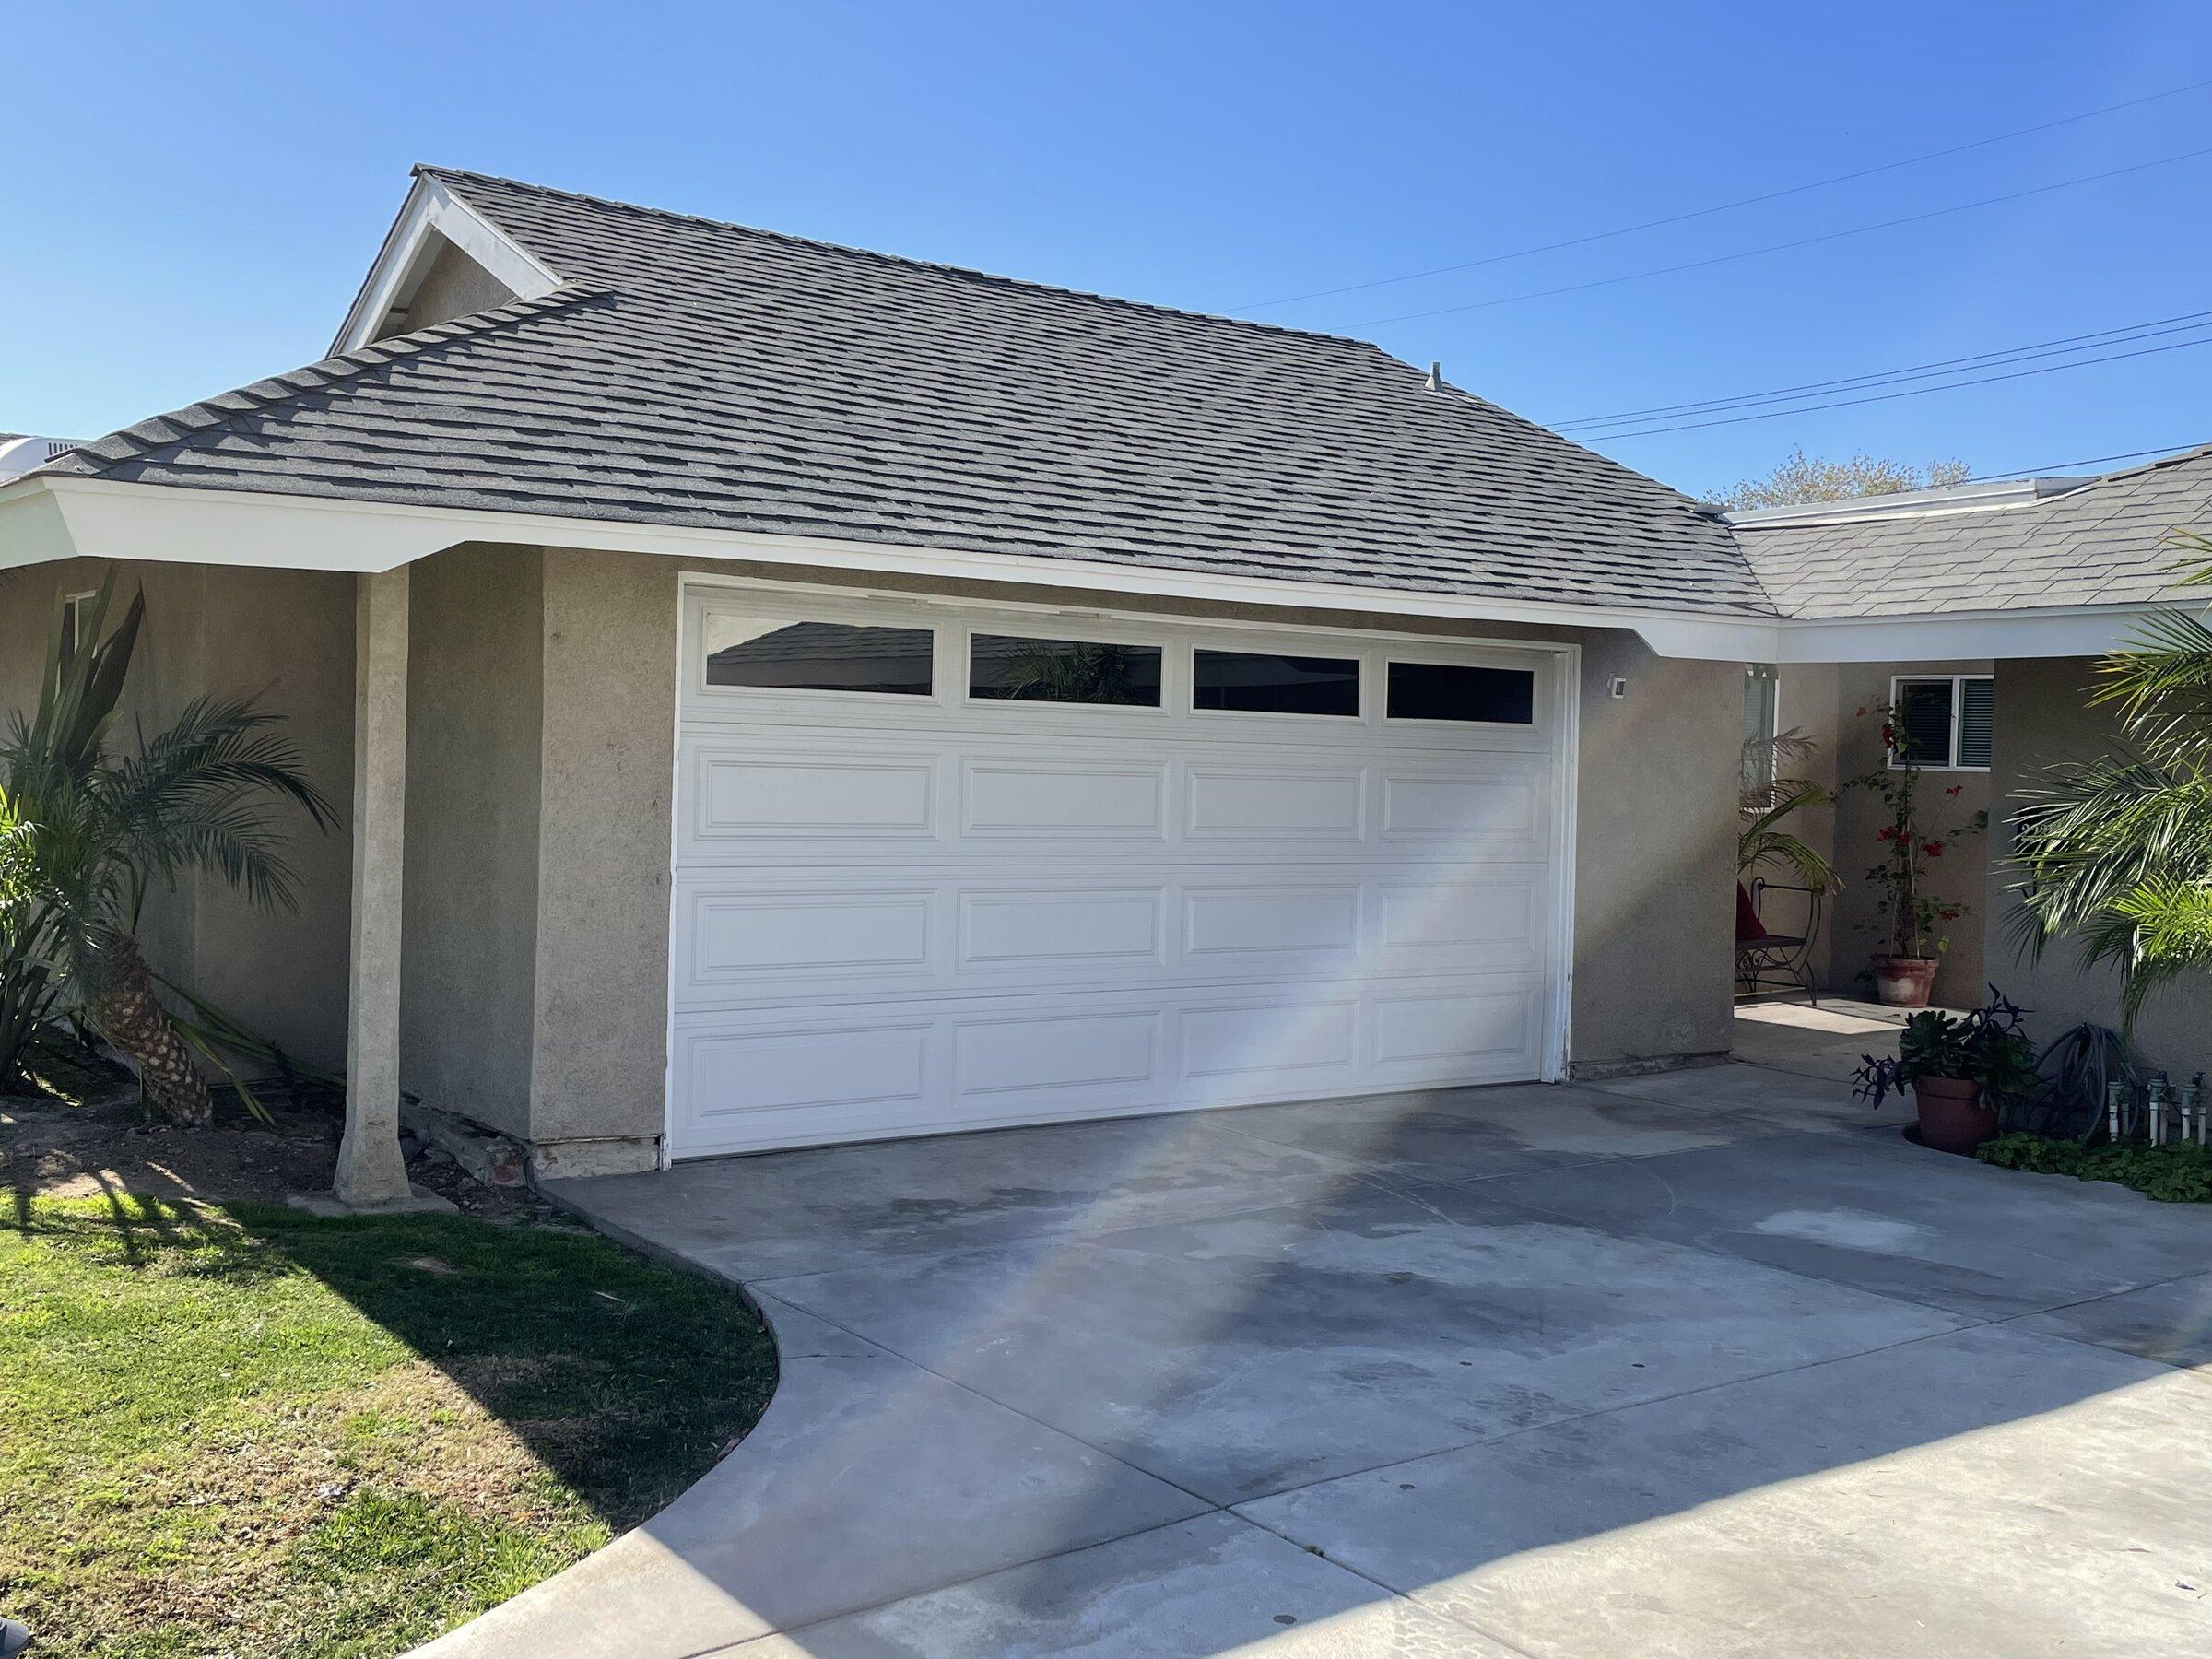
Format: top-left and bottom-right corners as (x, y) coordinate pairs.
(1373, 982), (1545, 1072)
(691, 747), (940, 842)
(958, 888), (1166, 971)
(1182, 883), (1362, 964)
(687, 888), (936, 984)
(1184, 765), (1366, 841)
(961, 759), (1167, 839)
(1375, 873), (1547, 970)
(1177, 997), (1361, 1084)
(684, 1021), (935, 1119)
(953, 1010), (1164, 1096)
(670, 588), (1565, 1157)
(1378, 762), (1549, 852)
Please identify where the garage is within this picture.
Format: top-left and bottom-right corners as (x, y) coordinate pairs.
(667, 582), (1574, 1158)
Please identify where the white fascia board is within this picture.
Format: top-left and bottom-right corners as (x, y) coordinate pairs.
(0, 476), (1784, 655)
(0, 474), (2177, 664)
(330, 176), (561, 355)
(1771, 604), (2178, 664)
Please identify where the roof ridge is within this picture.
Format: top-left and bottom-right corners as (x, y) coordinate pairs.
(2052, 438), (2212, 494)
(49, 284), (610, 478)
(416, 164), (1387, 353)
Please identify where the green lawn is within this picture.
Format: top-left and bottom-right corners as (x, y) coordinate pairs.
(0, 1194), (777, 1658)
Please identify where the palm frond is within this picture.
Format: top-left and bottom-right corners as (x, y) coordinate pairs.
(1, 569), (335, 1085)
(1738, 778), (1839, 890)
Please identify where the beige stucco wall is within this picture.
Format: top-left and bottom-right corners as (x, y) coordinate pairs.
(0, 559), (354, 1068)
(1986, 656), (2212, 1080)
(388, 236), (514, 337)
(1569, 637), (1740, 1068)
(1774, 659), (1992, 1006)
(398, 545), (544, 1138)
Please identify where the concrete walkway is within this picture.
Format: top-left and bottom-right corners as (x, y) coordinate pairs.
(420, 1007), (2212, 1657)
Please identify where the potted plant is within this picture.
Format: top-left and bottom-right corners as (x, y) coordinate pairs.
(1845, 703), (1985, 1006)
(1854, 989), (2040, 1153)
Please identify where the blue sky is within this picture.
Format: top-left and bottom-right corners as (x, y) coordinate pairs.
(4, 1), (2210, 500)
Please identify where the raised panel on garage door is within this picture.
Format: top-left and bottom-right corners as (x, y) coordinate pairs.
(667, 587), (1567, 1156)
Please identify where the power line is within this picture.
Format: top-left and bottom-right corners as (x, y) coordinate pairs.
(1967, 441), (2209, 481)
(1550, 308), (2212, 429)
(1581, 333), (2212, 441)
(1233, 76), (2212, 312)
(1351, 144), (2212, 326)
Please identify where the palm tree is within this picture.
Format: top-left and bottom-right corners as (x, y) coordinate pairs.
(1739, 729), (1840, 891)
(2007, 537), (2212, 1026)
(0, 570), (335, 1115)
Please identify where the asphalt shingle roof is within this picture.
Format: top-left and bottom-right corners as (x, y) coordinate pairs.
(1735, 444), (2212, 618)
(43, 167), (1773, 618)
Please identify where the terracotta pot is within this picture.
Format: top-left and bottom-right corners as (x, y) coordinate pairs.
(1872, 955), (1940, 1007)
(1913, 1075), (1998, 1155)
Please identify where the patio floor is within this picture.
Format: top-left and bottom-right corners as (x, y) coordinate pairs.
(421, 1006), (2212, 1657)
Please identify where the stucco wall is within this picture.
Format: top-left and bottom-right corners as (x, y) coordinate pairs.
(0, 559), (354, 1068)
(399, 545), (544, 1137)
(526, 549), (681, 1149)
(1985, 656), (2212, 1080)
(1773, 659), (1992, 1006)
(1569, 638), (1740, 1069)
(389, 236), (515, 337)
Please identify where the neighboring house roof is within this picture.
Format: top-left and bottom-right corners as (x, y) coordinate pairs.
(1735, 444), (2212, 619)
(38, 167), (1772, 619)
(0, 434), (82, 481)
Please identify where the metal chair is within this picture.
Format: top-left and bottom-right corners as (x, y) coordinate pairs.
(1735, 877), (1823, 1006)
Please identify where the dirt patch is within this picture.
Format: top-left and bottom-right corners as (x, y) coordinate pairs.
(1, 1046), (558, 1222)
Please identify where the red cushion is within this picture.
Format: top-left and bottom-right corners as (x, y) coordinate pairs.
(1735, 882), (1770, 943)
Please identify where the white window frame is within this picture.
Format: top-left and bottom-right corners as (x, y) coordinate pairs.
(61, 590), (98, 653)
(1888, 673), (1992, 772)
(1742, 664), (1781, 798)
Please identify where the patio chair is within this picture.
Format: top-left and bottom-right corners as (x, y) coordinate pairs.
(1735, 877), (1822, 1006)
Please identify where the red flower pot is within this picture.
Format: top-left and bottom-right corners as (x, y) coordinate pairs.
(1912, 1076), (1998, 1155)
(1871, 955), (1939, 1007)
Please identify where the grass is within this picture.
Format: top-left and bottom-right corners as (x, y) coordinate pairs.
(1978, 1132), (2212, 1203)
(0, 1194), (776, 1658)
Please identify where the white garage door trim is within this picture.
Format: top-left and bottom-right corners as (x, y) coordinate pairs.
(662, 574), (1579, 1159)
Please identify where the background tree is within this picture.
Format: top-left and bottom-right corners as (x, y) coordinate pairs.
(1720, 447), (1971, 511)
(2007, 537), (2212, 1025)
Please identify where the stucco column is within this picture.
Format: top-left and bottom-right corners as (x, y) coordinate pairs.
(334, 566), (414, 1206)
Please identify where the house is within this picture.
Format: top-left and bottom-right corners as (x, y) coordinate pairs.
(1, 166), (2202, 1194)
(1729, 462), (2212, 1066)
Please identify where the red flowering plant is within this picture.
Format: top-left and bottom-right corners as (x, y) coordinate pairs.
(1846, 702), (1988, 960)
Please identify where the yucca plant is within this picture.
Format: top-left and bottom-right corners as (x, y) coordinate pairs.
(0, 569), (335, 1117)
(2008, 536), (2212, 1027)
(0, 781), (57, 1085)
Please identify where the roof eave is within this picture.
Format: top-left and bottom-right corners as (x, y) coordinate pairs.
(0, 472), (1804, 660)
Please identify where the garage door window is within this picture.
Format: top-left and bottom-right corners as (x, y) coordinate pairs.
(1387, 662), (1535, 724)
(1193, 649), (1359, 716)
(705, 618), (935, 696)
(970, 634), (1163, 706)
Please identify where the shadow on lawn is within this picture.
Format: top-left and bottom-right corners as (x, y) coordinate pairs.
(14, 1190), (777, 1535)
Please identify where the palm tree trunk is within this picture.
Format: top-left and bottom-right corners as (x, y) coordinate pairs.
(88, 933), (212, 1126)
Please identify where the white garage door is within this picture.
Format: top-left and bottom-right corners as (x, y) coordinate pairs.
(667, 583), (1571, 1158)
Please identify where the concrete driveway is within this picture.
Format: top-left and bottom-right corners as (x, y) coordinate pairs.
(424, 1006), (2212, 1657)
